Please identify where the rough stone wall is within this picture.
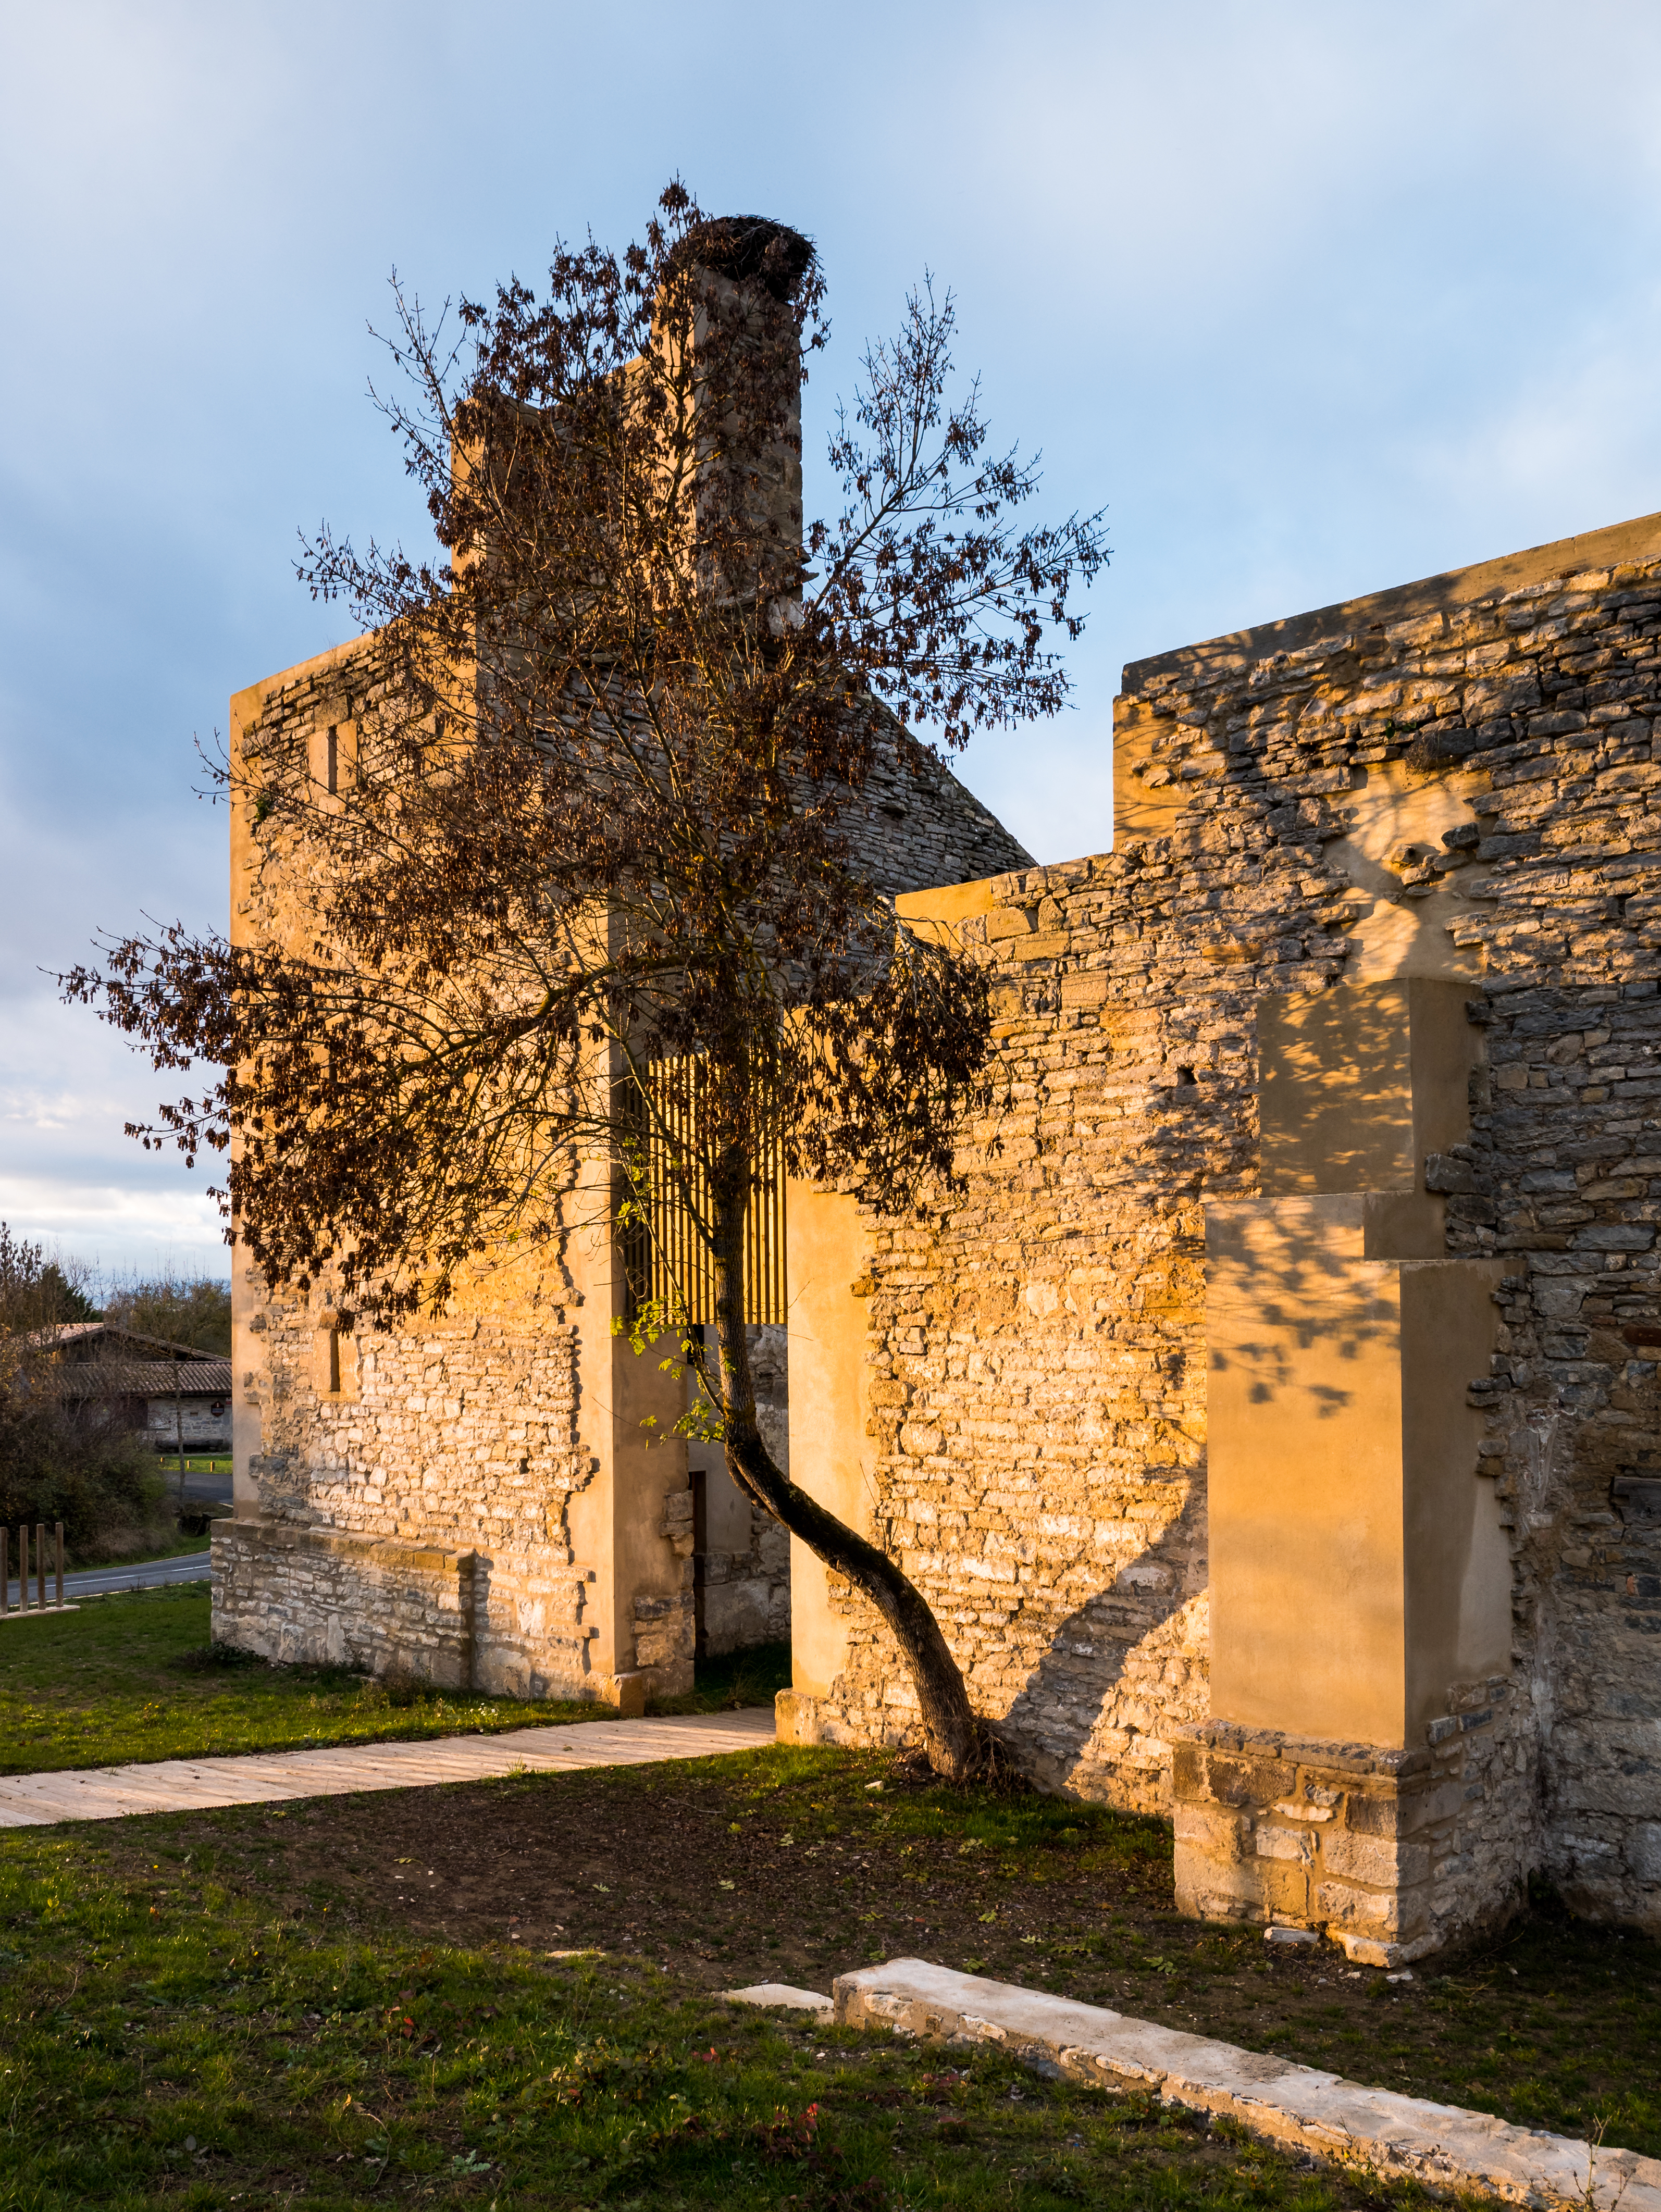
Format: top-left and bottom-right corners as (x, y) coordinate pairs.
(696, 1324), (792, 1656)
(820, 523), (1661, 1932)
(224, 617), (1030, 1693)
(1172, 1673), (1532, 1968)
(212, 1518), (480, 1686)
(236, 1269), (597, 1697)
(225, 635), (605, 1698)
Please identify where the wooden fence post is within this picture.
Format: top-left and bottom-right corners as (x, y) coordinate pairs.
(1, 1526), (7, 1617)
(34, 1524), (45, 1611)
(55, 1524), (64, 1610)
(18, 1526), (28, 1612)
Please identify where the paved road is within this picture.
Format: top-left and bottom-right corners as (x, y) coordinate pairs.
(176, 1471), (232, 1504)
(5, 1549), (213, 1608)
(0, 1707), (776, 1826)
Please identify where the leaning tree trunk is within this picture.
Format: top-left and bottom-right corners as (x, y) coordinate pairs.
(705, 1167), (982, 1782)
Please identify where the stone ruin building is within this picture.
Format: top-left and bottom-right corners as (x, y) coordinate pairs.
(213, 222), (1661, 1966)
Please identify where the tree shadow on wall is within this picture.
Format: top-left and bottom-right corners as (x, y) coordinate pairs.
(995, 1478), (1207, 1802)
(1259, 979), (1425, 1196)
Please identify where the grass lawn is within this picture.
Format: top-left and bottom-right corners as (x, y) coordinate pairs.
(204, 1743), (1648, 2161)
(0, 1743), (1653, 2208)
(2, 1606), (1653, 2194)
(0, 1588), (789, 1774)
(0, 1781), (1456, 2212)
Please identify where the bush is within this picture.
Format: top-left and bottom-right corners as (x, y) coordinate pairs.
(0, 1396), (165, 1559)
(0, 1221), (178, 1561)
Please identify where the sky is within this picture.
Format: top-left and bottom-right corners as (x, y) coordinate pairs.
(4, 0), (1661, 1280)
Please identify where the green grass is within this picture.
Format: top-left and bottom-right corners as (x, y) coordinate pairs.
(1, 1601), (1651, 2184)
(0, 1795), (1450, 2211)
(0, 1592), (786, 1775)
(657, 1638), (793, 1715)
(154, 1455), (233, 1475)
(32, 1737), (1644, 2173)
(0, 1588), (608, 1773)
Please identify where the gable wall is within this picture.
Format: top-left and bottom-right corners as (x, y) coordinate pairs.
(220, 626), (1033, 1694)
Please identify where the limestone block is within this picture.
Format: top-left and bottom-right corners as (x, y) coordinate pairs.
(1629, 1823), (1661, 1885)
(1315, 1881), (1407, 1940)
(1207, 1755), (1297, 1807)
(1346, 1781), (1460, 1836)
(1172, 1802), (1243, 1854)
(602, 1671), (648, 1719)
(1321, 1829), (1431, 1889)
(1334, 1930), (1415, 1968)
(1254, 1824), (1315, 1864)
(1175, 1871), (1262, 1921)
(774, 1688), (823, 1745)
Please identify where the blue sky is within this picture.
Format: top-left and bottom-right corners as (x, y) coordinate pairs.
(4, 0), (1661, 1277)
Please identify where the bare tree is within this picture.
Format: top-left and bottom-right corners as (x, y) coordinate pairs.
(65, 184), (1107, 1778)
(102, 1273), (231, 1354)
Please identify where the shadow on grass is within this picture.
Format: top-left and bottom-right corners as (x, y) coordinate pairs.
(651, 1638), (792, 1716)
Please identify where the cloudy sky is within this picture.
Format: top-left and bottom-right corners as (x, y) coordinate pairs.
(4, 0), (1661, 1279)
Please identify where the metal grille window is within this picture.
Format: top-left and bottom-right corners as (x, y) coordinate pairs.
(619, 1056), (786, 1325)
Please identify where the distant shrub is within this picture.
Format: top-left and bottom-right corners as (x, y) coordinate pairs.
(0, 1221), (178, 1560)
(0, 1394), (163, 1559)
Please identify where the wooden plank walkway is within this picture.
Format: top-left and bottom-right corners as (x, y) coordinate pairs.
(0, 1708), (775, 1828)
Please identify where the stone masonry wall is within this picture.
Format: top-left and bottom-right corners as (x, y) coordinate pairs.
(212, 1518), (479, 1686)
(1172, 1674), (1532, 1968)
(226, 610), (1031, 1694)
(237, 1270), (598, 1698)
(227, 635), (605, 1699)
(819, 521), (1661, 1933)
(696, 1324), (792, 1656)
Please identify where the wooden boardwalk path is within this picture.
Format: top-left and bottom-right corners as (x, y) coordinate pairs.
(0, 1707), (775, 1828)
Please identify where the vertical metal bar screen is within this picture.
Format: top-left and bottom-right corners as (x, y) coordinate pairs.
(619, 1056), (786, 1326)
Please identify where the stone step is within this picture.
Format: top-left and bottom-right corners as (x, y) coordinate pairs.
(833, 1958), (1661, 2211)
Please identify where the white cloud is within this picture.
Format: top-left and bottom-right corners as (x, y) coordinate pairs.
(0, 994), (225, 1277)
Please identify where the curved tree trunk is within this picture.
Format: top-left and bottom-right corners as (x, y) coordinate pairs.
(706, 1168), (981, 1782)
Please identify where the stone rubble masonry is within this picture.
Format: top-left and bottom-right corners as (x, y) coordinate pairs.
(220, 617), (1028, 1706)
(210, 1518), (480, 1686)
(689, 1325), (792, 1658)
(1171, 1676), (1531, 1967)
(231, 1253), (598, 1700)
(800, 510), (1661, 1945)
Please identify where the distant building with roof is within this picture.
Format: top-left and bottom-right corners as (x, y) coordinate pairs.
(35, 1323), (231, 1452)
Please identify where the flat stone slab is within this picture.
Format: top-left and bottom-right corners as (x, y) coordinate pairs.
(721, 1982), (835, 2022)
(834, 1959), (1661, 2210)
(0, 1708), (775, 1828)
